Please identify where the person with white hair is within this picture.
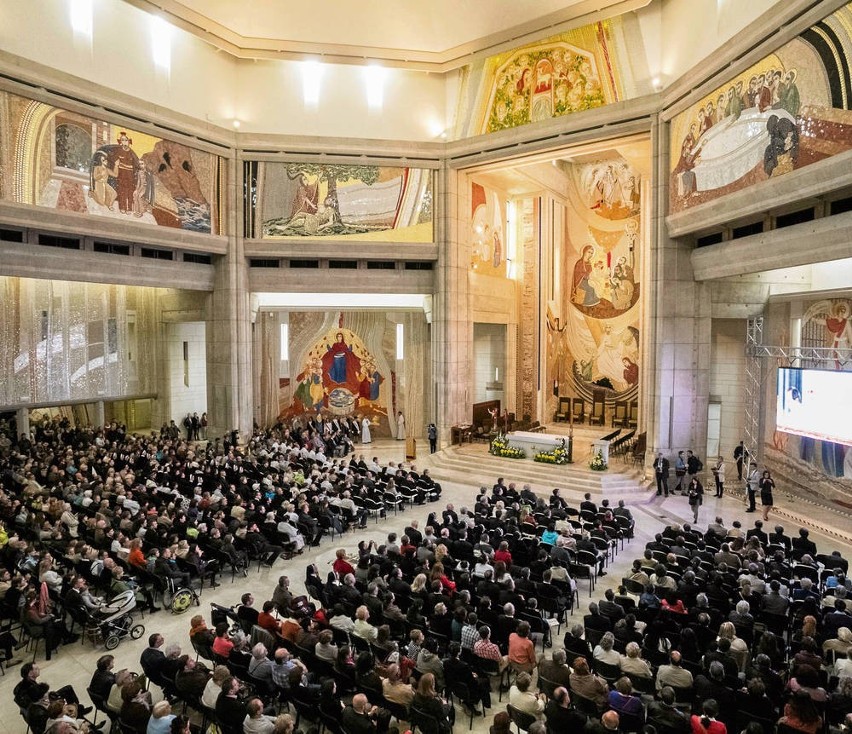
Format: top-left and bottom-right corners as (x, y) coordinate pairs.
(248, 643), (274, 684)
(275, 513), (305, 551)
(353, 605), (378, 643)
(146, 700), (176, 734)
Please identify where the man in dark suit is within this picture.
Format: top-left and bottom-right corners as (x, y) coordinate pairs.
(341, 693), (379, 734)
(495, 604), (519, 649)
(599, 589), (625, 622)
(823, 599), (852, 639)
(587, 710), (621, 734)
(580, 493), (598, 515)
(792, 528), (817, 556)
(443, 643), (491, 712)
(648, 686), (691, 733)
(404, 522), (423, 546)
(693, 662), (737, 729)
(583, 602), (612, 633)
(654, 452), (671, 496)
(564, 624), (593, 664)
(140, 633), (166, 681)
(746, 520), (768, 546)
(453, 532), (474, 562)
(215, 676), (248, 732)
(544, 687), (587, 731)
(442, 504), (459, 526)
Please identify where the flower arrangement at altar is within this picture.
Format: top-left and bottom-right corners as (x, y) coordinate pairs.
(589, 450), (608, 471)
(535, 438), (570, 464)
(489, 434), (525, 459)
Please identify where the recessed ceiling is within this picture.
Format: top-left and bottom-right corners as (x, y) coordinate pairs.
(471, 135), (650, 196)
(123, 0), (651, 69)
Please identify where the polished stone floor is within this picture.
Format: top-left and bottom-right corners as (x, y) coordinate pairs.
(2, 438), (850, 733)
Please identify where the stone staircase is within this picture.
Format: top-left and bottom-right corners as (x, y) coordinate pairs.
(423, 443), (655, 503)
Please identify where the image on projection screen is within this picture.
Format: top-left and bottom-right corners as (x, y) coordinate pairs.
(776, 367), (852, 446)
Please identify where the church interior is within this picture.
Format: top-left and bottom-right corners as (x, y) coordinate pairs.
(1, 1), (852, 732)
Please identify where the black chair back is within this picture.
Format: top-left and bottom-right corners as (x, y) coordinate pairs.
(410, 705), (441, 734)
(507, 703), (537, 733)
(595, 660), (621, 682)
(572, 694), (599, 716)
(536, 674), (558, 699)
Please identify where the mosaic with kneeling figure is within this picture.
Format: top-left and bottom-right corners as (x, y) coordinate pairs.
(552, 154), (642, 407)
(256, 162), (432, 242)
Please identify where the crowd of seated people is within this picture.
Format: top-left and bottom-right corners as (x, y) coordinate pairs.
(0, 416), (448, 729)
(93, 479), (852, 734)
(552, 514), (852, 734)
(87, 482), (629, 732)
(6, 414), (852, 734)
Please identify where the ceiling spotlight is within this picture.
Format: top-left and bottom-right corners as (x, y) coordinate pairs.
(232, 119), (241, 129)
(652, 77), (662, 91)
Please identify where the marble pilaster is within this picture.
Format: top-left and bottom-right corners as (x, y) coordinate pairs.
(433, 164), (472, 442)
(207, 157), (254, 440)
(646, 117), (712, 463)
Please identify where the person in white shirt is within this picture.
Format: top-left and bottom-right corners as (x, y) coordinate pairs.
(508, 672), (546, 719)
(201, 665), (230, 709)
(473, 555), (494, 579)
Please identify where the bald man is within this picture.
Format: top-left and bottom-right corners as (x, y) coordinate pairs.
(544, 687), (588, 730)
(587, 710), (620, 734)
(342, 693), (379, 734)
(655, 650), (694, 690)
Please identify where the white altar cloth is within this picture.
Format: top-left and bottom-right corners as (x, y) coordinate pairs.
(505, 431), (565, 456)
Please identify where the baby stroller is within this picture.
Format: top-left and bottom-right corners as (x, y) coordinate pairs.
(89, 589), (146, 650)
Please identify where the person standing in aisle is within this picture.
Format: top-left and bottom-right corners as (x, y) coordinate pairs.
(673, 451), (687, 494)
(687, 476), (704, 524)
(733, 441), (745, 481)
(654, 452), (670, 497)
(712, 456), (725, 497)
(745, 461), (759, 512)
(759, 470), (775, 521)
(397, 411), (406, 440)
(686, 450), (703, 483)
(428, 423), (438, 454)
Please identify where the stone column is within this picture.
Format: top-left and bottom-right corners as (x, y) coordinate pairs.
(16, 408), (29, 438)
(207, 156), (253, 441)
(93, 400), (105, 428)
(645, 117), (711, 463)
(433, 163), (472, 443)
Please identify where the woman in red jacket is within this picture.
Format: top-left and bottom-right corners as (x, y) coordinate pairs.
(332, 548), (354, 578)
(493, 541), (513, 567)
(691, 699), (727, 734)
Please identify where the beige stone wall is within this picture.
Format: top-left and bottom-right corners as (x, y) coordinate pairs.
(709, 319), (747, 459)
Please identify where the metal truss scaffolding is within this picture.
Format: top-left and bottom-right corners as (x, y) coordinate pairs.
(745, 315), (852, 466)
(744, 317), (764, 467)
